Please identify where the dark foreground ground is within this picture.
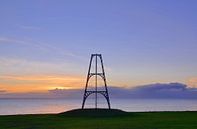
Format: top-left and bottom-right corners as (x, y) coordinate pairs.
(0, 109), (197, 129)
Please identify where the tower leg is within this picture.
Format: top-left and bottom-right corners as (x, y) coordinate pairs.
(82, 95), (86, 109)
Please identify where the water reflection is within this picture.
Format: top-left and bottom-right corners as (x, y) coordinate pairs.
(0, 98), (197, 115)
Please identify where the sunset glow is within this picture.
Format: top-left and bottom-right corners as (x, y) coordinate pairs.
(0, 75), (84, 93)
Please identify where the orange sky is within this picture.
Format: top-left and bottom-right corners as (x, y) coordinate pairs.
(0, 75), (84, 93)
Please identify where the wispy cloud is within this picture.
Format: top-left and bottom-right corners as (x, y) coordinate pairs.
(0, 36), (84, 59)
(20, 25), (41, 30)
(0, 57), (76, 74)
(0, 37), (31, 46)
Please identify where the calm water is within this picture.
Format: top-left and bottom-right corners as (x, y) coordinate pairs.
(0, 98), (197, 115)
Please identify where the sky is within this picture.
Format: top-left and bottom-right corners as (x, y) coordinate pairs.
(0, 0), (197, 93)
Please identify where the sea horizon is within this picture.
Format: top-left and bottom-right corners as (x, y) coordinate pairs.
(1, 98), (197, 115)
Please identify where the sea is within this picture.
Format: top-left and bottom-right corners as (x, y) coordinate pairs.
(0, 98), (197, 115)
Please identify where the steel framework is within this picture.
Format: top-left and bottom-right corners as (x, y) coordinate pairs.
(82, 54), (111, 109)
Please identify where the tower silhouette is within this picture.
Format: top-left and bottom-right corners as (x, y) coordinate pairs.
(82, 54), (111, 109)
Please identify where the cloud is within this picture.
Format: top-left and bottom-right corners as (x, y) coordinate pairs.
(1, 82), (197, 99)
(0, 36), (81, 59)
(48, 83), (197, 99)
(187, 77), (197, 88)
(0, 37), (31, 46)
(110, 83), (197, 99)
(0, 88), (83, 99)
(0, 90), (6, 93)
(20, 25), (41, 30)
(0, 57), (76, 74)
(0, 92), (52, 99)
(48, 88), (83, 99)
(132, 83), (187, 92)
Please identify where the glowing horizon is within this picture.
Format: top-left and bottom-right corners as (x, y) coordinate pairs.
(0, 74), (84, 93)
(0, 73), (196, 93)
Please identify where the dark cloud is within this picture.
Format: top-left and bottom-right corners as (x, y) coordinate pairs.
(109, 83), (197, 99)
(48, 83), (197, 99)
(132, 83), (187, 91)
(48, 88), (83, 99)
(0, 90), (6, 93)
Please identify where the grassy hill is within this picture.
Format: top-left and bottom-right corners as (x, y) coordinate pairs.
(0, 109), (197, 129)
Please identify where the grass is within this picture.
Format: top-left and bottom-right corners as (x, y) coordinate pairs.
(0, 109), (197, 129)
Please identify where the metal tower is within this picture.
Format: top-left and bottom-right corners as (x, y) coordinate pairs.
(82, 54), (111, 109)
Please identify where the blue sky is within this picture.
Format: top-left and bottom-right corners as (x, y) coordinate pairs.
(0, 0), (197, 92)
